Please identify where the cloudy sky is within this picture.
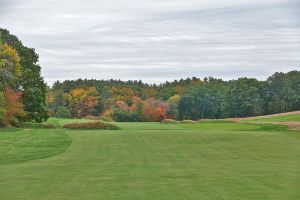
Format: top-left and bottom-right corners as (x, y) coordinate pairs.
(0, 0), (299, 84)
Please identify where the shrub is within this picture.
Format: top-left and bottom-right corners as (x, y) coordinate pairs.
(181, 120), (197, 123)
(11, 118), (21, 128)
(55, 106), (71, 118)
(63, 121), (120, 130)
(161, 119), (179, 124)
(20, 122), (56, 129)
(112, 109), (143, 122)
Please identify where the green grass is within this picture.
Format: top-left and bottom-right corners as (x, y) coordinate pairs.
(0, 128), (71, 165)
(0, 119), (299, 199)
(47, 117), (94, 127)
(243, 113), (300, 123)
(47, 117), (290, 131)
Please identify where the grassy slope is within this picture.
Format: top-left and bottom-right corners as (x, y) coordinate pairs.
(242, 113), (300, 123)
(0, 120), (299, 199)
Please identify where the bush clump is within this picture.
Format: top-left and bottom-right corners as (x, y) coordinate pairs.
(11, 118), (21, 128)
(161, 119), (179, 124)
(181, 120), (197, 123)
(112, 110), (143, 122)
(20, 122), (56, 129)
(63, 121), (120, 130)
(55, 106), (71, 118)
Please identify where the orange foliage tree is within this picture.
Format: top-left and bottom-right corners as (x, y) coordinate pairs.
(143, 99), (168, 121)
(82, 96), (99, 116)
(2, 87), (24, 127)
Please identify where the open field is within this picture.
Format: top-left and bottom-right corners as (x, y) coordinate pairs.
(0, 119), (300, 200)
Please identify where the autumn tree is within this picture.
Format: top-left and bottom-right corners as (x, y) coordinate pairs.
(82, 96), (99, 116)
(67, 88), (86, 118)
(167, 94), (180, 119)
(0, 29), (49, 122)
(0, 92), (5, 124)
(1, 87), (25, 127)
(0, 43), (21, 90)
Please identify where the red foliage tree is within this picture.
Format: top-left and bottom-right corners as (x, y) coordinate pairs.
(82, 96), (99, 116)
(156, 104), (166, 121)
(3, 87), (24, 127)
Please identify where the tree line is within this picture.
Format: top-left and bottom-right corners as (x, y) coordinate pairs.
(49, 71), (300, 121)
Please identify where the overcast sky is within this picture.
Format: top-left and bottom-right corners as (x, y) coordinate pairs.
(0, 0), (299, 85)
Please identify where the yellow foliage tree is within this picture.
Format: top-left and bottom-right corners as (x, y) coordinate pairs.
(0, 44), (22, 89)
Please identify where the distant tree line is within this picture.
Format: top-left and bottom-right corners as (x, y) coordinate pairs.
(49, 71), (300, 121)
(0, 29), (48, 127)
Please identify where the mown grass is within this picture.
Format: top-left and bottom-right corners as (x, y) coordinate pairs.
(0, 128), (71, 165)
(47, 117), (94, 128)
(0, 119), (299, 199)
(47, 117), (289, 131)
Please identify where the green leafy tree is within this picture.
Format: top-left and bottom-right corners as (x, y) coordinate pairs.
(223, 78), (264, 117)
(55, 106), (71, 118)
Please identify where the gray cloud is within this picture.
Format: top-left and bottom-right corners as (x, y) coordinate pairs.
(0, 0), (299, 85)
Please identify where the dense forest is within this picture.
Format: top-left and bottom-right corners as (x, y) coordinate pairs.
(49, 70), (300, 122)
(0, 28), (299, 126)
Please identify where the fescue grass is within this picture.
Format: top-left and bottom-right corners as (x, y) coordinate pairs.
(63, 121), (121, 130)
(0, 119), (299, 199)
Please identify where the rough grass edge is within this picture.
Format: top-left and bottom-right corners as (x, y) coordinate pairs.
(19, 122), (56, 129)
